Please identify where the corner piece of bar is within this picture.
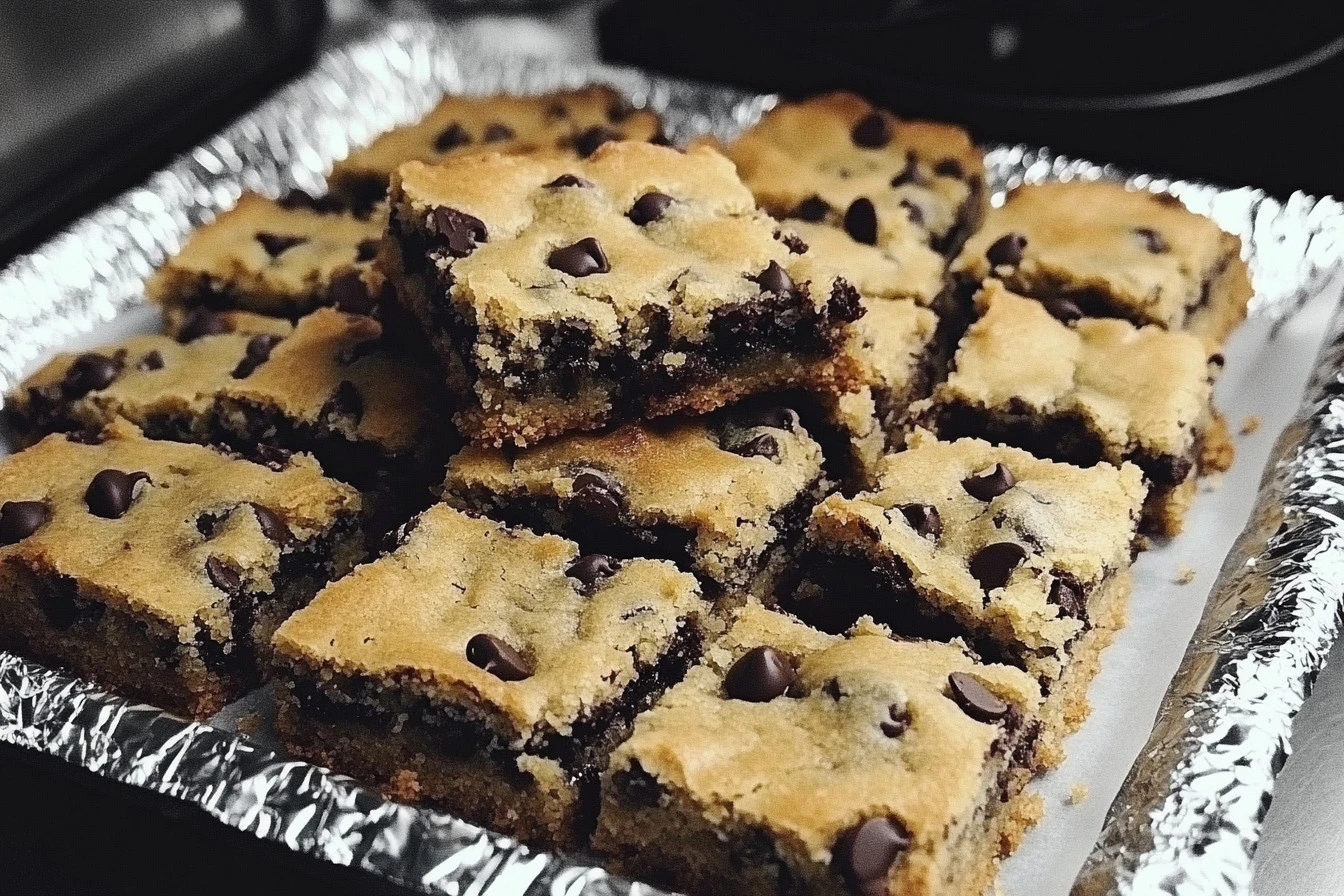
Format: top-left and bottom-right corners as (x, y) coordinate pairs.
(594, 602), (1043, 896)
(271, 503), (706, 849)
(0, 420), (363, 718)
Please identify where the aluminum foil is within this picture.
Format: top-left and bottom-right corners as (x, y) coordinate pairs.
(2, 14), (1344, 896)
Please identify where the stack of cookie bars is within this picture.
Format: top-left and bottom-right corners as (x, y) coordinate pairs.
(0, 87), (1252, 896)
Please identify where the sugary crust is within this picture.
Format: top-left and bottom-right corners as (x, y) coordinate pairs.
(272, 504), (703, 742)
(952, 182), (1253, 340)
(598, 603), (1040, 894)
(329, 87), (663, 199)
(146, 193), (385, 317)
(445, 415), (824, 589)
(725, 91), (984, 248)
(782, 219), (946, 306)
(0, 420), (360, 631)
(217, 308), (445, 456)
(392, 141), (851, 346)
(931, 281), (1214, 460)
(804, 432), (1145, 682)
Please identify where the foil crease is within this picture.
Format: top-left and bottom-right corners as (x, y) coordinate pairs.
(1, 15), (1343, 896)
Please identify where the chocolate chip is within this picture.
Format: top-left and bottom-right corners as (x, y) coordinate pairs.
(250, 503), (293, 546)
(751, 260), (795, 296)
(844, 198), (878, 245)
(733, 433), (780, 461)
(278, 188), (342, 213)
(566, 553), (618, 593)
(466, 633), (533, 681)
(1049, 577), (1086, 619)
(206, 556), (241, 593)
(137, 350), (165, 372)
(1134, 226), (1169, 253)
(880, 703), (911, 737)
(899, 199), (924, 228)
(545, 102), (569, 120)
(85, 470), (149, 519)
(1042, 297), (1083, 323)
(570, 470), (624, 521)
(433, 122), (471, 152)
(230, 333), (283, 379)
(548, 237), (610, 277)
(986, 232), (1028, 267)
(628, 192), (674, 225)
(355, 239), (380, 263)
(607, 96), (636, 122)
(255, 444), (293, 470)
(482, 122), (515, 143)
(934, 158), (965, 179)
(850, 112), (892, 149)
(0, 501), (50, 545)
(833, 817), (911, 894)
(61, 352), (123, 399)
(779, 231), (808, 254)
(329, 269), (376, 314)
(430, 206), (488, 258)
(890, 152), (926, 187)
(727, 402), (799, 432)
(320, 380), (364, 426)
(177, 308), (230, 343)
(947, 671), (1009, 722)
(545, 173), (594, 189)
(724, 646), (796, 702)
(795, 195), (830, 222)
(574, 125), (619, 157)
(969, 542), (1027, 593)
(961, 463), (1016, 501)
(896, 503), (942, 539)
(255, 232), (306, 257)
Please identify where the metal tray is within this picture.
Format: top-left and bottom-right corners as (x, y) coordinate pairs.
(3, 14), (1344, 896)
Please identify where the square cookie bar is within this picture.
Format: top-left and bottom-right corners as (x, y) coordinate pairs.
(725, 91), (986, 254)
(444, 403), (827, 603)
(146, 192), (388, 320)
(0, 420), (362, 718)
(787, 432), (1145, 763)
(916, 281), (1229, 535)
(594, 602), (1043, 896)
(328, 86), (664, 209)
(272, 504), (704, 849)
(6, 309), (452, 531)
(951, 180), (1253, 347)
(384, 141), (866, 446)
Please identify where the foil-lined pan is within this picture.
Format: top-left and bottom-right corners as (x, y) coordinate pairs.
(2, 15), (1344, 896)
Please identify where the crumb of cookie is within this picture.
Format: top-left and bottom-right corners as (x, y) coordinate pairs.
(1200, 472), (1224, 493)
(1068, 782), (1089, 805)
(1241, 415), (1261, 435)
(1174, 566), (1197, 585)
(235, 712), (262, 736)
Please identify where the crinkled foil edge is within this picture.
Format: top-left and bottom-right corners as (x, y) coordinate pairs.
(2, 15), (1344, 896)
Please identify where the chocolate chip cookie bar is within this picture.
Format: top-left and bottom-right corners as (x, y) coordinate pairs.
(787, 431), (1145, 763)
(146, 191), (388, 320)
(383, 140), (866, 446)
(443, 403), (827, 603)
(593, 602), (1043, 896)
(272, 503), (704, 849)
(725, 91), (986, 255)
(5, 315), (293, 447)
(916, 281), (1229, 535)
(329, 86), (664, 210)
(6, 309), (452, 531)
(0, 420), (362, 718)
(951, 180), (1253, 347)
